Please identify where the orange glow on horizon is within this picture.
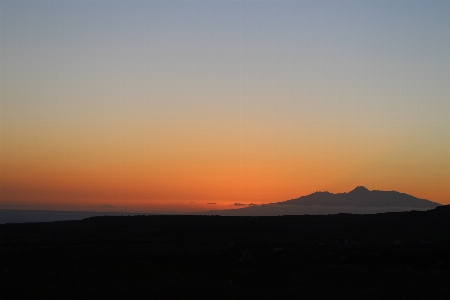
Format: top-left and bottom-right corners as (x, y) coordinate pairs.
(2, 146), (448, 212)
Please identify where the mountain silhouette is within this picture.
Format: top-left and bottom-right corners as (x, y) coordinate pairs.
(279, 186), (440, 208)
(205, 187), (441, 216)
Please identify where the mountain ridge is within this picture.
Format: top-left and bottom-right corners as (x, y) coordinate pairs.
(279, 186), (440, 208)
(205, 187), (441, 216)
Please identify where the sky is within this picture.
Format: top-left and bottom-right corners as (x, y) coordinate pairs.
(1, 0), (449, 212)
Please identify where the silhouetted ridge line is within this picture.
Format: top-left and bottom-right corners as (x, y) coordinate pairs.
(280, 186), (439, 208)
(203, 187), (441, 216)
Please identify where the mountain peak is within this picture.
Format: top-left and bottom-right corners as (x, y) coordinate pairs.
(210, 187), (441, 215)
(349, 186), (370, 193)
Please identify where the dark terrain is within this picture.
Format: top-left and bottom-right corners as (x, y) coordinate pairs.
(207, 186), (441, 216)
(280, 186), (440, 207)
(1, 206), (450, 299)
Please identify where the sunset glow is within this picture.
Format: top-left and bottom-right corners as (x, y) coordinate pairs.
(1, 1), (449, 212)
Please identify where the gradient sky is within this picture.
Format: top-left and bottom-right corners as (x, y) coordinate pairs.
(1, 0), (449, 212)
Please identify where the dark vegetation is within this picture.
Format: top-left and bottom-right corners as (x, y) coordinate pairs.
(1, 206), (450, 299)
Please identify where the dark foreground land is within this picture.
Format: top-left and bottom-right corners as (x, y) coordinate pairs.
(1, 206), (450, 299)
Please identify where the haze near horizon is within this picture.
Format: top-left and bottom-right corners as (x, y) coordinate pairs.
(1, 1), (449, 212)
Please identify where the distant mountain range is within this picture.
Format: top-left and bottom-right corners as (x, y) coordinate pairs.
(279, 186), (439, 208)
(205, 186), (441, 216)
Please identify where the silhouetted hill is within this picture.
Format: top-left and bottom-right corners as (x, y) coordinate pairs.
(2, 206), (450, 299)
(280, 186), (440, 208)
(206, 187), (441, 216)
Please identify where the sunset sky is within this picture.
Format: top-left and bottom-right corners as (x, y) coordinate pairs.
(1, 0), (449, 212)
